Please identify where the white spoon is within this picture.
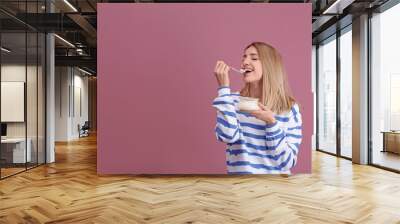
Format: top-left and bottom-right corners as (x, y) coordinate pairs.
(230, 67), (246, 75)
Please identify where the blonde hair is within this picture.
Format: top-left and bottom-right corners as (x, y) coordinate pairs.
(240, 42), (295, 114)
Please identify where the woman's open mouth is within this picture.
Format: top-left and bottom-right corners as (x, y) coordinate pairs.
(243, 68), (253, 75)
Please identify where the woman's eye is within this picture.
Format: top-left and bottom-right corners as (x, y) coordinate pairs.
(252, 58), (258, 61)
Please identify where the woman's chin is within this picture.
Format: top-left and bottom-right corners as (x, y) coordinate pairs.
(243, 77), (254, 83)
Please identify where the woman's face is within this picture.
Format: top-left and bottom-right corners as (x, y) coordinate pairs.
(241, 46), (263, 83)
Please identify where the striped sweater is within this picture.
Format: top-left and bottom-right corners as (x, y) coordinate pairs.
(212, 86), (302, 174)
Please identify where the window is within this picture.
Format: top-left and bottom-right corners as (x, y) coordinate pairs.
(317, 35), (337, 154)
(370, 3), (400, 171)
(340, 28), (352, 158)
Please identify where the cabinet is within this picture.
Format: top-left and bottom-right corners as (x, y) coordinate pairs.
(382, 131), (400, 154)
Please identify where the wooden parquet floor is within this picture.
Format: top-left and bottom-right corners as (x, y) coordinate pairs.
(1, 134), (400, 224)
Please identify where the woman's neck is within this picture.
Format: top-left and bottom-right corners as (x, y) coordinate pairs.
(249, 82), (262, 99)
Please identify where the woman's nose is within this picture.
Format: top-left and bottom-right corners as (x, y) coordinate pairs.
(242, 58), (250, 67)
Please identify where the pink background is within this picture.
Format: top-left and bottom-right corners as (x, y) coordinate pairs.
(98, 3), (312, 174)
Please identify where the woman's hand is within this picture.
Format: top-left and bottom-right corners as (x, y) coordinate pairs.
(214, 60), (230, 87)
(246, 103), (276, 124)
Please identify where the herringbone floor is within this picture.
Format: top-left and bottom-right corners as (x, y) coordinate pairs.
(1, 134), (400, 224)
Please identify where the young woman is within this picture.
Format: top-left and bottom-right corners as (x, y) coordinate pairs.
(212, 42), (302, 174)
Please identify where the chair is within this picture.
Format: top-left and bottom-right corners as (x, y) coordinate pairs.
(79, 121), (90, 138)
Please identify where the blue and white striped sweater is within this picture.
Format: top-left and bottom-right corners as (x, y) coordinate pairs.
(212, 86), (302, 174)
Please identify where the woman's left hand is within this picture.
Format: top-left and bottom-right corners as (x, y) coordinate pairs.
(245, 103), (276, 124)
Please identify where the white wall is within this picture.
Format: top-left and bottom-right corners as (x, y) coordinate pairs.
(73, 73), (89, 137)
(55, 66), (70, 141)
(55, 67), (89, 141)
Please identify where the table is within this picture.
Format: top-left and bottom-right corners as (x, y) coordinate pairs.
(1, 138), (32, 164)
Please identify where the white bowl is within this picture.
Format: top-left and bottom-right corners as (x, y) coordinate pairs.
(238, 96), (260, 111)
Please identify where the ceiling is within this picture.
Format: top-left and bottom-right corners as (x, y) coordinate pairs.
(0, 0), (393, 75)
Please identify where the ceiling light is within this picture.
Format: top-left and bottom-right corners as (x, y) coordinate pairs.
(54, 34), (75, 48)
(1, 47), (11, 53)
(78, 67), (93, 76)
(323, 0), (340, 14)
(322, 0), (354, 15)
(63, 0), (78, 12)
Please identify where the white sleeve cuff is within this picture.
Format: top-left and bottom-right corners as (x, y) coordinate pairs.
(217, 86), (231, 96)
